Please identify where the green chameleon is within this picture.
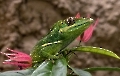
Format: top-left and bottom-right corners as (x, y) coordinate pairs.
(30, 16), (93, 68)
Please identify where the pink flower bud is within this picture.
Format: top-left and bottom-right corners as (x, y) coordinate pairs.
(0, 48), (32, 70)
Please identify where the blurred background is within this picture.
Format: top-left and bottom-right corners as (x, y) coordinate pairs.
(0, 0), (120, 76)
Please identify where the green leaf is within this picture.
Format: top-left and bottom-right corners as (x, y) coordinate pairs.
(52, 58), (67, 76)
(0, 68), (34, 76)
(31, 58), (67, 76)
(31, 61), (53, 76)
(71, 46), (120, 59)
(69, 66), (92, 76)
(84, 67), (120, 72)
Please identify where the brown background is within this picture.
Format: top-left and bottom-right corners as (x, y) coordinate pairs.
(0, 0), (120, 76)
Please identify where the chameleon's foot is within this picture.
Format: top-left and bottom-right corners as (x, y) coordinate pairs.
(59, 49), (78, 59)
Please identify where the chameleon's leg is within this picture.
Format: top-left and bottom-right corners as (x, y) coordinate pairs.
(41, 51), (59, 59)
(60, 48), (78, 60)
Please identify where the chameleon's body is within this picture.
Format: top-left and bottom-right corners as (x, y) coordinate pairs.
(30, 17), (93, 68)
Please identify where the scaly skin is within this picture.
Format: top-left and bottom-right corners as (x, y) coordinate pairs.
(30, 17), (93, 68)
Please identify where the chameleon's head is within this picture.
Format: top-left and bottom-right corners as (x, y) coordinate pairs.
(59, 17), (93, 33)
(52, 16), (94, 47)
(60, 17), (93, 39)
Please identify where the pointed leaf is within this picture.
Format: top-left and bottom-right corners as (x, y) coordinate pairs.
(0, 68), (34, 76)
(84, 67), (120, 72)
(71, 46), (120, 59)
(31, 58), (67, 76)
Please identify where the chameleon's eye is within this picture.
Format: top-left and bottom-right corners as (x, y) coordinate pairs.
(66, 17), (75, 26)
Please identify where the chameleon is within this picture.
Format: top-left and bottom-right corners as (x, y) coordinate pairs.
(30, 15), (94, 68)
